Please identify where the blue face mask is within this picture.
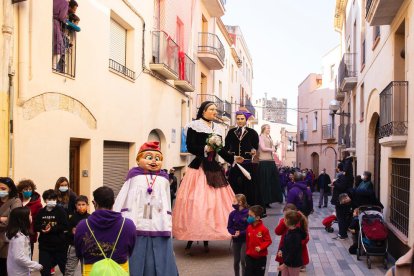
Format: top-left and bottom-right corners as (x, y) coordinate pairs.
(0, 191), (9, 198)
(23, 191), (32, 198)
(247, 216), (256, 224)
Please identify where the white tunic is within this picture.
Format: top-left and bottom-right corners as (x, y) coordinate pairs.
(113, 174), (172, 236)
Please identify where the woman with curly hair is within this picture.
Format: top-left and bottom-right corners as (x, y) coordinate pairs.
(17, 179), (43, 256)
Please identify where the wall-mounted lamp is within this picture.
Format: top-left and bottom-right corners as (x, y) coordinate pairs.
(329, 100), (350, 117)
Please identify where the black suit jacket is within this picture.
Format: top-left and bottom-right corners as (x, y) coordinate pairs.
(224, 127), (259, 160)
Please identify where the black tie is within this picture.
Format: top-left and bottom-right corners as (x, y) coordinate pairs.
(236, 127), (242, 138)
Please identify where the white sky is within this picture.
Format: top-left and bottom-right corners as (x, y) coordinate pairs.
(222, 0), (339, 125)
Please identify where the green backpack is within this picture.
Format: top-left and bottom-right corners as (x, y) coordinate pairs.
(85, 218), (128, 276)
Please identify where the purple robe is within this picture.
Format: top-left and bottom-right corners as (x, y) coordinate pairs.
(53, 0), (68, 55)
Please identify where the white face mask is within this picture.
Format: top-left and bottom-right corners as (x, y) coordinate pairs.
(59, 186), (69, 192)
(46, 200), (57, 208)
(0, 191), (9, 198)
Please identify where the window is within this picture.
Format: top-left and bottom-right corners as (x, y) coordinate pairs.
(219, 81), (222, 100)
(313, 112), (318, 131)
(231, 64), (234, 82)
(109, 18), (135, 80)
(361, 39), (366, 67)
(360, 83), (365, 120)
(52, 4), (77, 77)
(390, 158), (410, 237)
(373, 26), (381, 49)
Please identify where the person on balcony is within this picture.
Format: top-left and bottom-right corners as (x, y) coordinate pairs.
(53, 0), (68, 72)
(224, 111), (260, 206)
(172, 101), (244, 254)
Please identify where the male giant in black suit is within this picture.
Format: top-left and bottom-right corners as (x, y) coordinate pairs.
(224, 111), (259, 205)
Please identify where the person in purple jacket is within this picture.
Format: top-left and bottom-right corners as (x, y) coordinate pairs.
(227, 194), (249, 276)
(286, 172), (313, 217)
(74, 186), (136, 274)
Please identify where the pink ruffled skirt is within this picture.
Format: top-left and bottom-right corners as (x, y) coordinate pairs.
(172, 167), (235, 240)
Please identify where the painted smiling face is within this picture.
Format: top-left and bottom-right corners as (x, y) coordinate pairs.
(137, 150), (163, 172)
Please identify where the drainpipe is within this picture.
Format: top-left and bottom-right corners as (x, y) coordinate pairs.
(17, 1), (29, 104)
(121, 0), (146, 71)
(1, 0), (14, 176)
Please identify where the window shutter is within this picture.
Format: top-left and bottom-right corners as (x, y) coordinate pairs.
(103, 141), (130, 196)
(110, 19), (127, 66)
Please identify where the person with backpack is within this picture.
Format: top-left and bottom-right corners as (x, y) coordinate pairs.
(286, 172), (313, 217)
(74, 187), (136, 276)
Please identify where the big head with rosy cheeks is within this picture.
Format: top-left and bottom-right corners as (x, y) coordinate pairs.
(137, 151), (163, 172)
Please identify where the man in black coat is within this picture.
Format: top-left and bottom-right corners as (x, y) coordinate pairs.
(331, 163), (351, 239)
(224, 111), (259, 205)
(317, 168), (331, 208)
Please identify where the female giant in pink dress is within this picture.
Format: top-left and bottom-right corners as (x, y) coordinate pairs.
(172, 101), (243, 251)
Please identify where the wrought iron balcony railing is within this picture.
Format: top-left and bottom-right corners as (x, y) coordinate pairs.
(197, 94), (224, 118)
(366, 0), (373, 18)
(179, 52), (195, 87)
(338, 124), (350, 148)
(151, 31), (179, 75)
(52, 22), (76, 78)
(338, 53), (357, 91)
(322, 124), (335, 140)
(198, 32), (225, 64)
(245, 98), (256, 117)
(299, 130), (308, 142)
(379, 81), (408, 139)
(109, 59), (135, 80)
(224, 100), (231, 119)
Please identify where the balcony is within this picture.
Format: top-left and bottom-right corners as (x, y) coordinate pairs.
(150, 31), (179, 80)
(245, 98), (256, 117)
(109, 59), (135, 80)
(299, 130), (308, 143)
(201, 0), (226, 18)
(379, 81), (408, 147)
(322, 124), (335, 140)
(338, 124), (350, 148)
(223, 100), (231, 120)
(174, 52), (195, 92)
(335, 81), (345, 101)
(338, 53), (357, 92)
(52, 21), (76, 78)
(366, 0), (404, 26)
(198, 32), (225, 70)
(197, 94), (224, 119)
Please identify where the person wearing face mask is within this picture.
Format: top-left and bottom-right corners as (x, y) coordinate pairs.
(55, 176), (77, 217)
(0, 177), (22, 274)
(245, 205), (272, 276)
(17, 179), (43, 257)
(34, 189), (69, 276)
(317, 169), (331, 208)
(65, 195), (90, 276)
(227, 194), (249, 276)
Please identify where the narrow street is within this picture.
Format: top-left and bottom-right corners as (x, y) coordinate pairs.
(174, 193), (388, 276)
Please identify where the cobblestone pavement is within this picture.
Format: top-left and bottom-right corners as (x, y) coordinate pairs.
(31, 193), (389, 276)
(174, 192), (389, 276)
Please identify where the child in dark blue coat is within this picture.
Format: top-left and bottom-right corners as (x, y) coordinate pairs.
(227, 194), (249, 276)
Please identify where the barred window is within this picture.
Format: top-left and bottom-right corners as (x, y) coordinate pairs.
(390, 158), (410, 237)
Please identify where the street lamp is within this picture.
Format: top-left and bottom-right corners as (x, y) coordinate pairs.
(329, 99), (350, 117)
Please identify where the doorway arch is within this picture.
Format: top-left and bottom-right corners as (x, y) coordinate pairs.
(367, 113), (381, 197)
(311, 152), (319, 176)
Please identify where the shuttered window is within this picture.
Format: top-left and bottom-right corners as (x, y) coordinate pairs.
(110, 19), (127, 66)
(103, 141), (130, 196)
